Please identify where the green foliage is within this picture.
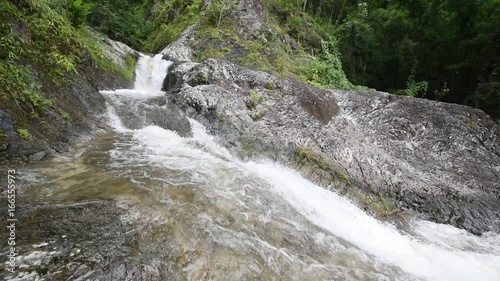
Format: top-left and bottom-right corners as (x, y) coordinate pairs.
(264, 82), (276, 89)
(258, 0), (499, 119)
(86, 0), (153, 50)
(0, 0), (131, 118)
(0, 64), (54, 111)
(207, 0), (238, 27)
(0, 2), (57, 112)
(144, 0), (203, 53)
(397, 62), (428, 97)
(299, 40), (358, 90)
(324, 0), (500, 119)
(17, 128), (32, 140)
(78, 28), (136, 81)
(123, 53), (137, 81)
(247, 91), (264, 110)
(70, 0), (95, 29)
(252, 112), (264, 121)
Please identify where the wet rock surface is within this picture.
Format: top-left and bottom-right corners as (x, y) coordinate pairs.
(108, 95), (192, 137)
(164, 58), (500, 235)
(0, 38), (134, 165)
(0, 199), (165, 281)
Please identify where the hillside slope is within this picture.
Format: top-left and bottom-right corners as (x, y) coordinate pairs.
(0, 0), (138, 163)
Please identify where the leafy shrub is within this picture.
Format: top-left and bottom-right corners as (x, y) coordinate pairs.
(70, 0), (95, 29)
(144, 0), (203, 53)
(247, 91), (264, 110)
(17, 128), (31, 140)
(207, 0), (238, 27)
(397, 62), (428, 97)
(300, 40), (357, 90)
(264, 82), (276, 89)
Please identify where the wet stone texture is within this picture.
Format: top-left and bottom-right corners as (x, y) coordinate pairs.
(164, 58), (500, 235)
(0, 198), (173, 281)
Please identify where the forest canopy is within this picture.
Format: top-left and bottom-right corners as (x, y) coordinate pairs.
(322, 0), (500, 120)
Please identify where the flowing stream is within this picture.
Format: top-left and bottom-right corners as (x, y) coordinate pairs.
(7, 54), (500, 281)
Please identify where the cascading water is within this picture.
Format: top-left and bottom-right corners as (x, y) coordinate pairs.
(9, 54), (500, 280)
(100, 54), (172, 97)
(134, 54), (172, 93)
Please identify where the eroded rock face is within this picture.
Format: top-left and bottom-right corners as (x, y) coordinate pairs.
(164, 59), (500, 235)
(0, 37), (136, 164)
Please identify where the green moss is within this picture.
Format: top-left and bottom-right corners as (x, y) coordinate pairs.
(264, 82), (276, 90)
(294, 146), (355, 186)
(17, 128), (32, 140)
(78, 28), (136, 81)
(193, 44), (225, 61)
(0, 130), (6, 138)
(123, 53), (137, 81)
(292, 145), (396, 218)
(378, 193), (391, 212)
(296, 146), (321, 164)
(335, 171), (351, 184)
(56, 108), (70, 120)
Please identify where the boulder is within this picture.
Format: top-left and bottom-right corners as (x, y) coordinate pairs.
(164, 58), (500, 235)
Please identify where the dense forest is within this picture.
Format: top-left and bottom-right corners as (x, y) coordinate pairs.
(313, 0), (500, 121)
(1, 0), (499, 121)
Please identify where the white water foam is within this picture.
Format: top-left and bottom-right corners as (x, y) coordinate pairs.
(101, 52), (500, 281)
(244, 160), (500, 281)
(100, 54), (172, 97)
(107, 116), (500, 281)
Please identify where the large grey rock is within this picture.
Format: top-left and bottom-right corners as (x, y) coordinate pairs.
(160, 25), (197, 62)
(164, 59), (500, 235)
(100, 35), (141, 69)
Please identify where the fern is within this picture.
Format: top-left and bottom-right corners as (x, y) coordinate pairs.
(70, 0), (94, 29)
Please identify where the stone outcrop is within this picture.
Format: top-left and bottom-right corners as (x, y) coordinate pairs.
(0, 37), (136, 164)
(148, 0), (500, 235)
(163, 58), (500, 235)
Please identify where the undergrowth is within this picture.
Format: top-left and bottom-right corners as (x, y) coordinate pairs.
(0, 0), (132, 117)
(190, 0), (360, 90)
(144, 0), (204, 53)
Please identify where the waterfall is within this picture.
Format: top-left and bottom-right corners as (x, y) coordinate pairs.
(134, 54), (172, 93)
(97, 53), (500, 281)
(100, 54), (172, 97)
